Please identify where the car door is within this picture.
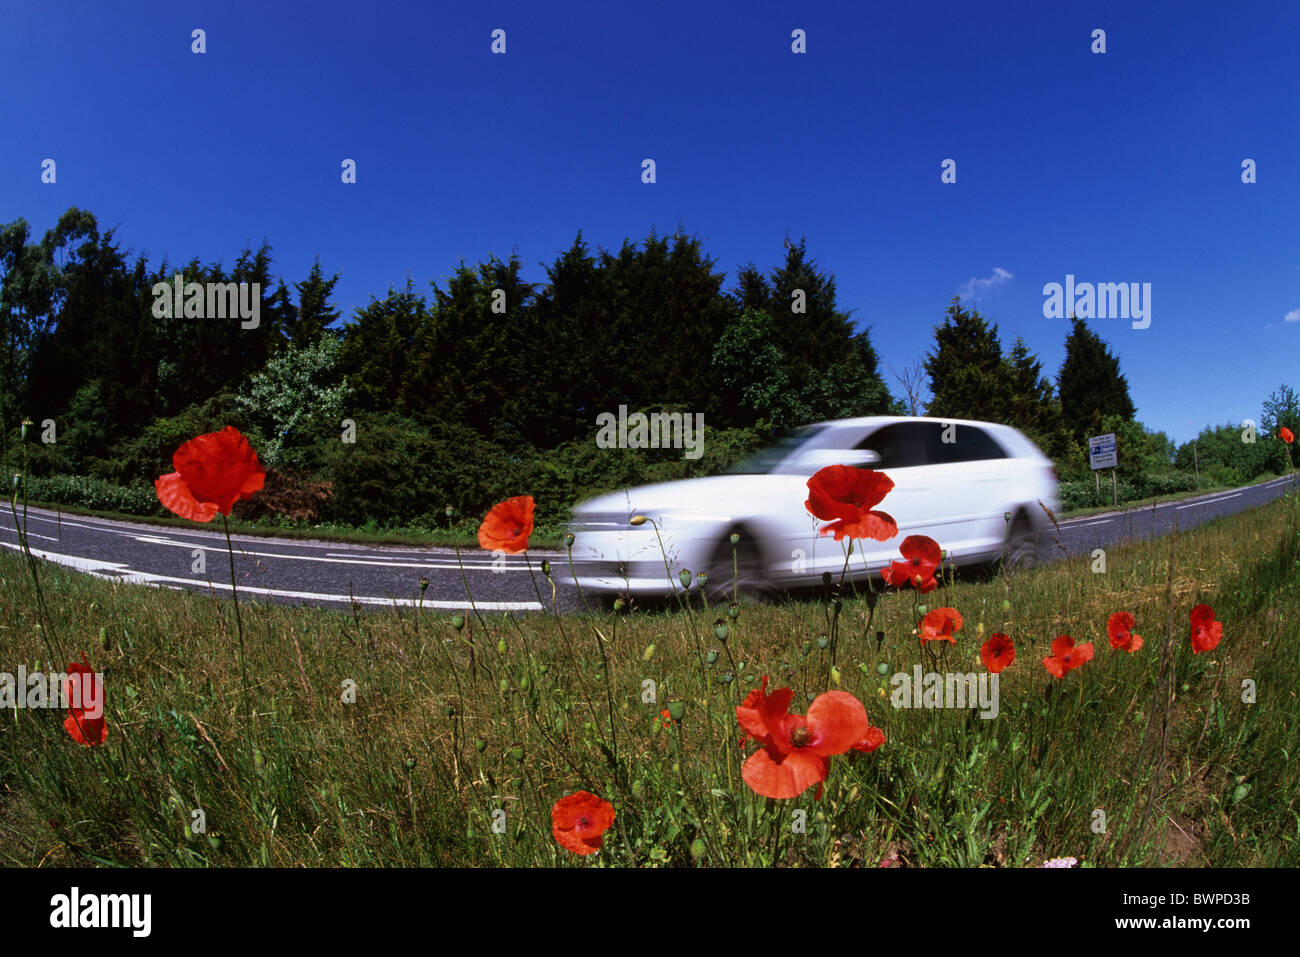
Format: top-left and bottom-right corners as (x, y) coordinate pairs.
(914, 422), (1014, 558)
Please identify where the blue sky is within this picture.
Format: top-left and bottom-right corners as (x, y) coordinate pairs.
(3, 0), (1297, 444)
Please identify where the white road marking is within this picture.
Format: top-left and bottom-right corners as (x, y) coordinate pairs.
(1177, 493), (1242, 510)
(0, 540), (542, 610)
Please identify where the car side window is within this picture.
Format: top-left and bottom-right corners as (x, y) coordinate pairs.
(923, 424), (1009, 465)
(855, 423), (928, 468)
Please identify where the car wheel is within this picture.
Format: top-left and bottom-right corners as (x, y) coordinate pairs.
(705, 529), (779, 603)
(1002, 510), (1042, 571)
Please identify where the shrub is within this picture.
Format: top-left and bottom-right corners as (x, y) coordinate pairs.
(19, 473), (161, 515)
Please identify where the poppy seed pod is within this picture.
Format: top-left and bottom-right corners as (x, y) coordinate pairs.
(614, 596), (627, 612)
(666, 697), (686, 721)
(695, 570), (708, 586)
(419, 578), (429, 594)
(404, 757), (417, 770)
(719, 671), (735, 684)
(21, 418), (33, 441)
(564, 532), (575, 548)
(817, 635), (829, 650)
(714, 620), (730, 642)
(730, 532), (741, 545)
(706, 648), (719, 665)
(451, 614), (465, 630)
(475, 738), (488, 753)
(507, 743), (525, 762)
(445, 505), (455, 518)
(679, 569), (692, 589)
(727, 602), (740, 620)
(876, 662), (890, 675)
(690, 838), (707, 861)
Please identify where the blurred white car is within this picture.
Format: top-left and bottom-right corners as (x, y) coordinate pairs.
(566, 416), (1060, 600)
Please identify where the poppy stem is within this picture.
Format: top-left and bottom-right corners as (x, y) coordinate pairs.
(222, 514), (253, 729)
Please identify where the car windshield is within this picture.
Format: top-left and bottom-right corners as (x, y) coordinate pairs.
(725, 425), (828, 474)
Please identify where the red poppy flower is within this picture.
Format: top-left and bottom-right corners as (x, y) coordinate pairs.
(551, 790), (615, 856)
(805, 465), (898, 542)
(882, 535), (941, 593)
(155, 426), (265, 522)
(477, 496), (535, 553)
(63, 653), (106, 747)
(852, 724), (886, 753)
(980, 633), (1015, 673)
(919, 607), (963, 644)
(1280, 426), (1294, 444)
(1042, 635), (1094, 678)
(1107, 612), (1143, 653)
(1189, 604), (1223, 654)
(736, 676), (872, 799)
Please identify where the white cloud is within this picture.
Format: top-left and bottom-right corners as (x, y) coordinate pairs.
(1285, 308), (1300, 322)
(959, 267), (1013, 301)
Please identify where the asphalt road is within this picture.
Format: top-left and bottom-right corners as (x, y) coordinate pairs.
(1, 474), (1294, 614)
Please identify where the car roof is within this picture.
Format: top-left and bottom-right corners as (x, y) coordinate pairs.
(807, 415), (1017, 432)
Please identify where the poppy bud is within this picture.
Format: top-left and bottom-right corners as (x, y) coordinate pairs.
(496, 638), (507, 654)
(100, 626), (110, 651)
(451, 615), (465, 630)
(713, 620), (730, 642)
(541, 559), (551, 577)
(642, 643), (656, 661)
(519, 674), (531, 692)
(539, 663), (550, 674)
(727, 602), (740, 620)
(706, 648), (719, 665)
(631, 779), (645, 798)
(744, 674), (756, 684)
(499, 677), (511, 694)
(419, 578), (429, 594)
(630, 515), (647, 526)
(690, 838), (707, 861)
(679, 569), (692, 589)
(475, 738), (487, 753)
(730, 532), (740, 545)
(564, 532), (575, 548)
(1002, 599), (1011, 612)
(614, 596), (627, 612)
(830, 666), (841, 685)
(817, 635), (829, 650)
(875, 630), (885, 650)
(507, 743), (525, 762)
(253, 749), (265, 770)
(695, 570), (708, 586)
(666, 697), (686, 721)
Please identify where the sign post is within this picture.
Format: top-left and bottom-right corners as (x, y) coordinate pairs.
(1089, 433), (1118, 506)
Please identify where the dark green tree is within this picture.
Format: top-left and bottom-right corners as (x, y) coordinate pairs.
(292, 257), (342, 344)
(923, 298), (1007, 420)
(1057, 317), (1136, 438)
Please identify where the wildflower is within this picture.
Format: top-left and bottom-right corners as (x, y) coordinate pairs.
(477, 496), (535, 553)
(63, 653), (106, 746)
(805, 465), (898, 542)
(154, 426), (265, 522)
(980, 633), (1015, 673)
(1279, 426), (1294, 444)
(551, 791), (615, 856)
(1107, 611), (1143, 653)
(1189, 604), (1223, 654)
(1043, 635), (1094, 678)
(735, 676), (872, 799)
(882, 535), (941, 593)
(919, 607), (963, 644)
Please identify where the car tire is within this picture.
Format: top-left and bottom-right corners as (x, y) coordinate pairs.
(1002, 509), (1042, 571)
(705, 528), (780, 603)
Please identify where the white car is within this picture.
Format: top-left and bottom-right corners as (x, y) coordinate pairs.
(566, 416), (1060, 600)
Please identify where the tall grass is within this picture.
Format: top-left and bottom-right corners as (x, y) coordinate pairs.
(1, 490), (1297, 867)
